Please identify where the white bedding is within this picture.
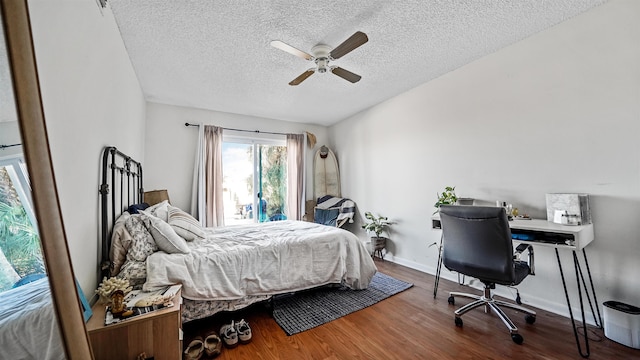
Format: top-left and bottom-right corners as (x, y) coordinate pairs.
(143, 220), (377, 301)
(0, 278), (64, 360)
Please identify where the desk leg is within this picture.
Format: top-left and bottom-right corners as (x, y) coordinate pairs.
(556, 248), (600, 359)
(433, 242), (442, 299)
(579, 248), (603, 328)
(433, 234), (443, 298)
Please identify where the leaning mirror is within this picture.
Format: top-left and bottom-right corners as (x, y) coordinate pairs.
(0, 1), (93, 358)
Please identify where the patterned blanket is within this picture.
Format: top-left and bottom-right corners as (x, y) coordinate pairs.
(315, 195), (356, 227)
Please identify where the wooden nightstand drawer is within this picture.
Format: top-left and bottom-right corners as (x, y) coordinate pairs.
(87, 290), (182, 360)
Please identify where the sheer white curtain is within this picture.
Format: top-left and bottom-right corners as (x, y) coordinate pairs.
(190, 124), (205, 223)
(191, 125), (224, 227)
(286, 133), (306, 220)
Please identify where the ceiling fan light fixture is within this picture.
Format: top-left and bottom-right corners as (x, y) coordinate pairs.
(315, 57), (329, 73)
(271, 31), (367, 86)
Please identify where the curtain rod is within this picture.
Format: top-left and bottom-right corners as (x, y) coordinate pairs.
(185, 122), (294, 136)
(0, 143), (21, 150)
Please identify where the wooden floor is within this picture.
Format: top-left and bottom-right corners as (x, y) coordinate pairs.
(183, 260), (637, 360)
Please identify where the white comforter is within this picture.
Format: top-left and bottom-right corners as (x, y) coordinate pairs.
(143, 220), (377, 300)
(0, 278), (64, 360)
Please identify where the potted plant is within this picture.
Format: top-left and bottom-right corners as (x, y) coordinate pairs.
(433, 186), (458, 214)
(362, 212), (395, 255)
(430, 186), (458, 261)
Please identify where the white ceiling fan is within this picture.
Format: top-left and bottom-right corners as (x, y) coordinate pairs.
(271, 31), (368, 86)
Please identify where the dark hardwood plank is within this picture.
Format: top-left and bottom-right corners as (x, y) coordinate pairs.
(184, 261), (637, 359)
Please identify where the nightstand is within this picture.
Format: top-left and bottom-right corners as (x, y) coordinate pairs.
(87, 289), (182, 360)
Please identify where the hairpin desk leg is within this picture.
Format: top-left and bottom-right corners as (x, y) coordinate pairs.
(579, 248), (603, 327)
(555, 248), (601, 359)
(434, 234), (443, 298)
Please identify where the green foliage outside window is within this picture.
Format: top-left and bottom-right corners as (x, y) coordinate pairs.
(260, 145), (287, 220)
(0, 166), (44, 291)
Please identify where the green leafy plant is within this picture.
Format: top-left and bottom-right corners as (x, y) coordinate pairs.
(433, 186), (457, 214)
(0, 202), (44, 291)
(361, 212), (394, 238)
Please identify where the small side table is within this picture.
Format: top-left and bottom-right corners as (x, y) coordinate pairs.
(87, 289), (182, 360)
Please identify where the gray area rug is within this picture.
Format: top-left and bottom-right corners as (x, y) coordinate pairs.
(272, 272), (413, 335)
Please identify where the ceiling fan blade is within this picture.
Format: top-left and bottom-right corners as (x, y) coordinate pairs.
(270, 40), (313, 61)
(330, 31), (368, 60)
(289, 69), (315, 86)
(331, 67), (361, 83)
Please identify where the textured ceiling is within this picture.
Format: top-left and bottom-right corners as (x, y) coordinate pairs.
(110, 1), (605, 126)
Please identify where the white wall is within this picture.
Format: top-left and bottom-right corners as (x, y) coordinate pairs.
(145, 102), (329, 213)
(28, 0), (146, 296)
(330, 0), (640, 320)
(0, 122), (22, 157)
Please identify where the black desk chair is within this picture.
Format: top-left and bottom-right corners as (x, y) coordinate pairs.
(439, 205), (536, 344)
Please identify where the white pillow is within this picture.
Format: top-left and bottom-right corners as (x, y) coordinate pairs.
(139, 210), (190, 254)
(167, 205), (206, 241)
(146, 200), (169, 222)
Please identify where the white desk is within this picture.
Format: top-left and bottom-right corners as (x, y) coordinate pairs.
(431, 216), (600, 358)
(431, 216), (594, 250)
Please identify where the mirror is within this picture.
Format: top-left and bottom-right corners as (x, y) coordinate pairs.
(1, 1), (93, 358)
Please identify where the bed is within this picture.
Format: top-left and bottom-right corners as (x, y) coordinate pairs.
(100, 146), (377, 323)
(0, 277), (65, 359)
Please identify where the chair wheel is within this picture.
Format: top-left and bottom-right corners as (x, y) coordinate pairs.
(454, 317), (463, 327)
(511, 333), (524, 344)
(448, 296), (455, 305)
(525, 314), (536, 324)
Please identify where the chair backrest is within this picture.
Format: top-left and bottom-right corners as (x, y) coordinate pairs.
(440, 205), (515, 285)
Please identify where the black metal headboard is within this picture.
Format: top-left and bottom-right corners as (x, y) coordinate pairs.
(99, 146), (143, 279)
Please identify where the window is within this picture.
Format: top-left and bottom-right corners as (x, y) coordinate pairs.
(222, 134), (288, 225)
(0, 155), (44, 293)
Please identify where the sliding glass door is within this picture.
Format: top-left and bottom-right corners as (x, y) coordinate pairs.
(222, 136), (287, 225)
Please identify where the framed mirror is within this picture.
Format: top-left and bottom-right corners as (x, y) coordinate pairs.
(1, 0), (93, 358)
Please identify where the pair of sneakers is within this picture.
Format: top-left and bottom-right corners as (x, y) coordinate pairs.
(219, 319), (252, 348)
(183, 333), (222, 360)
